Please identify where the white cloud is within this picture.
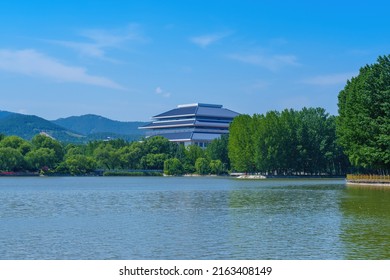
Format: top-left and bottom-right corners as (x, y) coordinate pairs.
(301, 72), (357, 86)
(155, 86), (171, 98)
(228, 53), (299, 71)
(48, 41), (106, 59)
(190, 32), (231, 48)
(46, 24), (145, 61)
(0, 49), (125, 90)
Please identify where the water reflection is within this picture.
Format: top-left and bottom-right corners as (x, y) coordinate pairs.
(339, 186), (390, 259)
(227, 182), (344, 259)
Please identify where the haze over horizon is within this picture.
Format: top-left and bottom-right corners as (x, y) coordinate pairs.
(1, 0), (389, 121)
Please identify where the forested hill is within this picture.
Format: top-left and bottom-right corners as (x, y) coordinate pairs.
(0, 110), (147, 143)
(0, 111), (85, 142)
(53, 114), (146, 137)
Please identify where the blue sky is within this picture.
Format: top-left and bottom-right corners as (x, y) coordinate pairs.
(1, 0), (389, 121)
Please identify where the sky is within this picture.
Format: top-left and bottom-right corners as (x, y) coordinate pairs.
(1, 0), (390, 121)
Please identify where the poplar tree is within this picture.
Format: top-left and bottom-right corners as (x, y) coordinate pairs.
(228, 114), (256, 173)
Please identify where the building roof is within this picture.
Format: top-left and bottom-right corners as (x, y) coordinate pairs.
(154, 106), (197, 119)
(152, 103), (239, 120)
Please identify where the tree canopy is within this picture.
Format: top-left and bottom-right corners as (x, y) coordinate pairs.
(0, 134), (229, 176)
(337, 55), (390, 172)
(228, 108), (349, 175)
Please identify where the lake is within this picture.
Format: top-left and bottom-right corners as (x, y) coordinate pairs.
(0, 177), (389, 260)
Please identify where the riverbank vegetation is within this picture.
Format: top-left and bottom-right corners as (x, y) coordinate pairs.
(228, 107), (349, 175)
(0, 133), (230, 176)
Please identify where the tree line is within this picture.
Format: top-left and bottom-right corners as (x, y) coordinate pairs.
(0, 106), (349, 177)
(228, 107), (350, 175)
(0, 133), (230, 176)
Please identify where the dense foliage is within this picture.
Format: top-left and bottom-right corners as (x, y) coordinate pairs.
(0, 134), (230, 176)
(228, 108), (349, 175)
(337, 55), (390, 173)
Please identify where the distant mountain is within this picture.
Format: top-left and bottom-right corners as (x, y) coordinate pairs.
(0, 111), (85, 142)
(0, 110), (13, 119)
(53, 114), (147, 140)
(0, 110), (147, 143)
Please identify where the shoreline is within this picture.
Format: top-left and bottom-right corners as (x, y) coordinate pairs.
(346, 180), (390, 187)
(234, 174), (345, 180)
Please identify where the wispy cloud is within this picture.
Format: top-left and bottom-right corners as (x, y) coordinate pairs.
(301, 72), (357, 86)
(190, 32), (231, 48)
(155, 86), (171, 98)
(46, 24), (145, 61)
(228, 53), (299, 71)
(0, 49), (125, 90)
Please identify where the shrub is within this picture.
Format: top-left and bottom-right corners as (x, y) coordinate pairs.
(164, 158), (184, 176)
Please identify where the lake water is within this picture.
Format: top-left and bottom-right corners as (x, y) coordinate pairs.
(0, 177), (389, 260)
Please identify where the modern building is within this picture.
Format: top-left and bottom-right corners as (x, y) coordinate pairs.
(139, 103), (239, 147)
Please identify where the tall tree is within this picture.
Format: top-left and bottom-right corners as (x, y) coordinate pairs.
(337, 55), (390, 172)
(205, 134), (230, 168)
(228, 114), (256, 173)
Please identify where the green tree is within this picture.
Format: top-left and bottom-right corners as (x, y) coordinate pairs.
(143, 136), (172, 155)
(93, 143), (120, 170)
(25, 148), (57, 171)
(209, 159), (225, 175)
(297, 107), (331, 174)
(64, 144), (85, 158)
(31, 134), (64, 162)
(164, 158), (184, 175)
(0, 135), (32, 155)
(118, 142), (144, 169)
(252, 113), (267, 173)
(140, 153), (168, 170)
(228, 114), (256, 173)
(195, 157), (210, 175)
(337, 55), (390, 171)
(0, 147), (24, 171)
(206, 134), (230, 169)
(185, 144), (204, 166)
(325, 116), (350, 175)
(63, 155), (97, 175)
(262, 111), (283, 174)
